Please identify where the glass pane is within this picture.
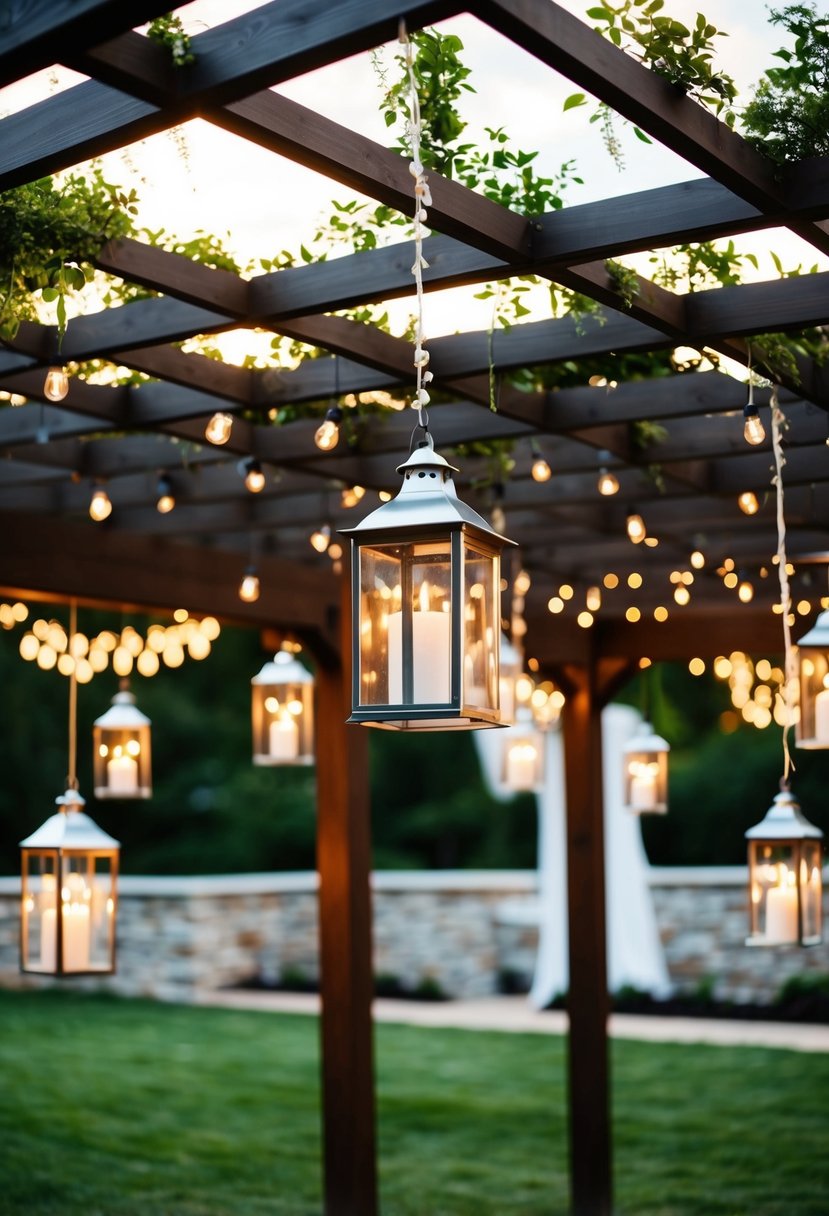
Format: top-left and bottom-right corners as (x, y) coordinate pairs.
(359, 545), (402, 705)
(61, 856), (93, 972)
(407, 546), (451, 704)
(90, 857), (116, 970)
(800, 649), (829, 744)
(751, 842), (799, 943)
(463, 545), (497, 710)
(23, 852), (57, 972)
(801, 840), (823, 941)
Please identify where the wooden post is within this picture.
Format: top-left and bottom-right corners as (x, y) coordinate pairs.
(314, 562), (377, 1216)
(561, 656), (612, 1216)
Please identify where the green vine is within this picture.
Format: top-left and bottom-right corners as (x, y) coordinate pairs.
(146, 15), (195, 67)
(605, 259), (640, 308)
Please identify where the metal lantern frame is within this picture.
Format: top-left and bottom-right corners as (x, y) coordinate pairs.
(500, 708), (545, 793)
(93, 689), (152, 799)
(341, 440), (514, 731)
(622, 721), (670, 814)
(251, 649), (315, 766)
(20, 789), (119, 976)
(746, 789), (823, 947)
(796, 609), (829, 749)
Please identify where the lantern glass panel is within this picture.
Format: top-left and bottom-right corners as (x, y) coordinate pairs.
(798, 649), (829, 747)
(22, 852), (57, 972)
(502, 731), (544, 791)
(253, 682), (313, 763)
(624, 750), (668, 813)
(463, 543), (497, 710)
(801, 839), (823, 943)
(93, 724), (152, 798)
(749, 841), (801, 944)
(358, 540), (452, 706)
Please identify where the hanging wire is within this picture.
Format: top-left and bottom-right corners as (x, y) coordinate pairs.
(66, 599), (79, 791)
(400, 20), (433, 437)
(771, 386), (796, 787)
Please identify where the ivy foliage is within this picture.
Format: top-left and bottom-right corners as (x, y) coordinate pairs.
(742, 3), (829, 165)
(0, 169), (138, 345)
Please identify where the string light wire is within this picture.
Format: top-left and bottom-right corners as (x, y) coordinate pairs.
(771, 386), (796, 785)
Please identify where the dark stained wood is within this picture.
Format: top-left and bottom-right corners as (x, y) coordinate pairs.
(559, 650), (612, 1216)
(313, 559), (377, 1216)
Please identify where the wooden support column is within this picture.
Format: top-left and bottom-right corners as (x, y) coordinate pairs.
(560, 653), (613, 1216)
(314, 562), (377, 1216)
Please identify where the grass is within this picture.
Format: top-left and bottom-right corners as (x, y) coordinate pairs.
(0, 990), (827, 1215)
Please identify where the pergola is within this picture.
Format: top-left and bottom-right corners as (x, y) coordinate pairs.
(1, 3), (828, 1214)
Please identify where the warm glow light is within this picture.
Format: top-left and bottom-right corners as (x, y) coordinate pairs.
(586, 586), (601, 611)
(205, 412), (234, 445)
(738, 580), (755, 603)
(690, 549), (705, 569)
(625, 606), (641, 622)
(597, 468), (620, 496)
(239, 572), (260, 602)
(577, 610), (594, 628)
(137, 649), (160, 677)
(559, 584), (574, 601)
(603, 573), (619, 590)
(547, 596), (564, 614)
(200, 616), (221, 641)
(341, 485), (366, 508)
(89, 488), (112, 521)
(743, 405), (766, 446)
(244, 459), (266, 493)
(724, 572), (739, 589)
(531, 456), (552, 482)
(626, 513), (646, 543)
(654, 606), (669, 622)
(328, 542), (343, 561)
(43, 366), (69, 402)
(315, 417), (340, 451)
(674, 585), (690, 606)
(310, 525), (331, 553)
(19, 633), (39, 661)
(514, 569), (532, 596)
(796, 599), (811, 615)
(156, 475), (175, 513)
(113, 646), (133, 677)
(738, 490), (760, 515)
(689, 657), (706, 676)
(627, 572), (642, 589)
(37, 644), (57, 670)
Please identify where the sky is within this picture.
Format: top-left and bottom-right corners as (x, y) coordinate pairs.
(0, 0), (825, 355)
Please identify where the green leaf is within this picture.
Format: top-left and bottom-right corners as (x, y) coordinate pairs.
(563, 92), (587, 111)
(633, 126), (653, 144)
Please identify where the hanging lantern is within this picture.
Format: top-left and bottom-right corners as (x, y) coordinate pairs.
(93, 689), (152, 799)
(622, 721), (669, 814)
(501, 709), (544, 792)
(499, 633), (523, 726)
(251, 648), (314, 765)
(746, 789), (823, 946)
(796, 609), (829, 748)
(20, 789), (119, 975)
(342, 437), (514, 730)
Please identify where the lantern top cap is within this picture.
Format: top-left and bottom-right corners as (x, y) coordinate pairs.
(745, 788), (823, 841)
(20, 797), (120, 849)
(252, 649), (313, 686)
(340, 436), (514, 546)
(624, 721), (670, 754)
(93, 691), (151, 730)
(797, 608), (829, 649)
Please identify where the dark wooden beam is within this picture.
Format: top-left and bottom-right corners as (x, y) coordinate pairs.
(313, 560), (377, 1216)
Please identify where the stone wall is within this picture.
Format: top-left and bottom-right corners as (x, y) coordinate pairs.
(0, 868), (826, 1004)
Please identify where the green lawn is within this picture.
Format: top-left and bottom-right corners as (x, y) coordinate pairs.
(0, 990), (826, 1215)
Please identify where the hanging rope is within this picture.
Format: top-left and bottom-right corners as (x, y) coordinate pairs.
(400, 21), (433, 436)
(771, 387), (796, 787)
(66, 599), (79, 791)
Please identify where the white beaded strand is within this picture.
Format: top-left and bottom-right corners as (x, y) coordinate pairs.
(399, 21), (433, 433)
(771, 385), (796, 785)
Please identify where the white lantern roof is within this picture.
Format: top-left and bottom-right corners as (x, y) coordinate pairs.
(745, 789), (823, 842)
(93, 690), (151, 730)
(797, 608), (829, 649)
(252, 649), (313, 686)
(623, 721), (670, 755)
(341, 440), (514, 544)
(20, 791), (120, 850)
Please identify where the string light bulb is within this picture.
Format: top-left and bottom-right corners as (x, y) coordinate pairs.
(743, 376), (766, 446)
(314, 405), (343, 452)
(310, 524), (331, 553)
(341, 485), (366, 509)
(738, 490), (760, 516)
(243, 458), (266, 494)
(238, 568), (260, 603)
(43, 366), (69, 402)
(626, 512), (646, 543)
(205, 412), (233, 445)
(597, 467), (620, 496)
(531, 443), (552, 483)
(89, 488), (112, 522)
(156, 476), (175, 514)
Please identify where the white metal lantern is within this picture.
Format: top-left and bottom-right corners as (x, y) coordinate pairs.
(342, 438), (514, 730)
(746, 789), (823, 946)
(623, 721), (669, 814)
(93, 689), (152, 799)
(501, 709), (544, 792)
(796, 609), (829, 748)
(20, 789), (119, 975)
(251, 649), (314, 765)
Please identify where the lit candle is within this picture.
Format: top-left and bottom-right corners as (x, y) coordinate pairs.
(814, 679), (829, 743)
(107, 747), (139, 795)
(387, 581), (451, 703)
(506, 742), (538, 790)
(629, 762), (658, 810)
(765, 870), (799, 943)
(269, 714), (299, 760)
(62, 902), (91, 971)
(40, 906), (56, 971)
